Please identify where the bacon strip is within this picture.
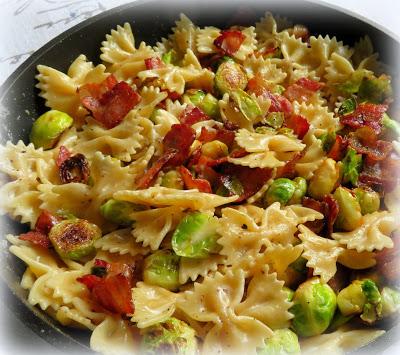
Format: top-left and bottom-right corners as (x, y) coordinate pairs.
(56, 146), (71, 168)
(340, 103), (387, 134)
(178, 166), (212, 193)
(179, 106), (209, 125)
(198, 126), (235, 147)
(19, 231), (51, 249)
(214, 30), (245, 56)
(35, 210), (62, 235)
(285, 114), (310, 139)
(145, 57), (165, 70)
(327, 135), (347, 161)
(163, 124), (196, 166)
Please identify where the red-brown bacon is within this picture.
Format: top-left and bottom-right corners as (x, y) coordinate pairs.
(178, 166), (212, 193)
(214, 30), (245, 56)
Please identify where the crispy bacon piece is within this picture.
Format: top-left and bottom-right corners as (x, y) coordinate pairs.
(56, 146), (71, 168)
(198, 126), (236, 147)
(163, 124), (196, 166)
(145, 57), (165, 70)
(254, 46), (277, 58)
(285, 114), (310, 139)
(136, 149), (178, 189)
(327, 135), (347, 161)
(267, 92), (292, 116)
(359, 157), (400, 192)
(215, 163), (273, 202)
(340, 103), (387, 134)
(323, 194), (339, 236)
(179, 106), (209, 125)
(213, 30), (245, 56)
(59, 153), (90, 184)
(78, 263), (135, 315)
(296, 77), (324, 91)
(178, 166), (212, 193)
(19, 231), (51, 249)
(284, 78), (324, 103)
(80, 78), (141, 129)
(79, 75), (118, 99)
(35, 210), (61, 235)
(276, 152), (304, 179)
(348, 127), (392, 163)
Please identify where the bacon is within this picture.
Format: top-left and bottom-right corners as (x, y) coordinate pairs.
(35, 210), (61, 235)
(145, 57), (165, 70)
(215, 163), (273, 202)
(323, 195), (339, 236)
(359, 157), (400, 192)
(285, 114), (310, 139)
(179, 106), (209, 125)
(213, 30), (245, 56)
(254, 46), (277, 58)
(178, 166), (212, 193)
(163, 124), (196, 166)
(80, 79), (141, 129)
(276, 152), (304, 179)
(19, 231), (51, 249)
(198, 127), (235, 147)
(56, 146), (71, 168)
(284, 78), (324, 103)
(327, 135), (347, 161)
(296, 77), (324, 91)
(79, 75), (118, 99)
(267, 92), (293, 116)
(340, 103), (387, 134)
(136, 149), (178, 189)
(348, 127), (392, 163)
(59, 153), (90, 184)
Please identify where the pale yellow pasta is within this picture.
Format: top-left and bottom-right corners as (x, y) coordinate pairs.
(243, 55), (287, 84)
(337, 249), (377, 270)
(196, 26), (220, 54)
(179, 255), (225, 284)
(295, 132), (326, 179)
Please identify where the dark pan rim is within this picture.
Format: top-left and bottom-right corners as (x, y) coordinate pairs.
(0, 0), (399, 353)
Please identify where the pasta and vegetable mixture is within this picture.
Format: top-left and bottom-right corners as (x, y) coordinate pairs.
(1, 11), (400, 354)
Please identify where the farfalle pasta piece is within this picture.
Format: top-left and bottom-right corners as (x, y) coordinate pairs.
(279, 31), (311, 66)
(131, 282), (178, 328)
(28, 272), (63, 311)
(114, 187), (238, 210)
(36, 55), (109, 120)
(56, 305), (97, 330)
(299, 225), (343, 283)
(167, 14), (199, 56)
(337, 249), (376, 270)
(179, 255), (225, 284)
(219, 93), (254, 130)
(234, 27), (257, 61)
(295, 132), (326, 179)
(94, 228), (150, 256)
(130, 206), (185, 250)
(196, 26), (221, 54)
(228, 129), (305, 168)
(332, 211), (399, 252)
(243, 55), (287, 84)
(134, 85), (168, 118)
(90, 316), (137, 355)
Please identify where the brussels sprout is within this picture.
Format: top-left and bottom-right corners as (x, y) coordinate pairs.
(337, 280), (366, 316)
(264, 112), (284, 129)
(318, 131), (337, 152)
(381, 287), (400, 317)
(328, 311), (353, 331)
(140, 317), (197, 355)
(161, 170), (184, 190)
(49, 219), (101, 260)
(273, 84), (285, 95)
(201, 140), (229, 159)
(288, 177), (307, 205)
(184, 89), (206, 107)
(231, 89), (262, 121)
(283, 287), (295, 302)
(215, 60), (247, 94)
(337, 69), (370, 95)
(354, 187), (380, 215)
(308, 158), (340, 200)
(216, 176), (244, 197)
(30, 110), (74, 149)
(264, 178), (296, 207)
(338, 97), (357, 116)
(257, 329), (300, 355)
(172, 212), (220, 258)
(358, 75), (392, 104)
(100, 199), (143, 225)
(360, 280), (382, 323)
(201, 93), (220, 118)
(333, 187), (362, 231)
(382, 113), (400, 136)
(255, 126), (275, 134)
(284, 256), (307, 289)
(341, 148), (363, 186)
(161, 50), (177, 65)
(290, 278), (337, 337)
(143, 250), (180, 291)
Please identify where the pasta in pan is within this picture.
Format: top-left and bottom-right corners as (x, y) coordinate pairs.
(1, 11), (399, 355)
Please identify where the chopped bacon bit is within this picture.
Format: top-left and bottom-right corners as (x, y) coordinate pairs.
(19, 231), (51, 249)
(254, 46), (277, 58)
(94, 259), (110, 269)
(144, 57), (165, 70)
(327, 135), (347, 161)
(348, 127), (392, 163)
(215, 163), (273, 202)
(214, 30), (245, 56)
(323, 194), (339, 236)
(340, 102), (387, 134)
(198, 127), (235, 147)
(302, 197), (326, 234)
(359, 157), (400, 192)
(35, 210), (61, 235)
(267, 92), (293, 116)
(296, 77), (324, 91)
(178, 166), (212, 193)
(276, 151), (304, 179)
(223, 120), (240, 131)
(56, 146), (71, 168)
(285, 114), (310, 139)
(179, 106), (209, 125)
(77, 274), (102, 290)
(79, 75), (118, 100)
(80, 80), (141, 129)
(59, 153), (90, 184)
(136, 149), (178, 189)
(284, 78), (323, 103)
(163, 124), (196, 166)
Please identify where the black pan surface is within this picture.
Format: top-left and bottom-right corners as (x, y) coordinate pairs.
(0, 0), (399, 353)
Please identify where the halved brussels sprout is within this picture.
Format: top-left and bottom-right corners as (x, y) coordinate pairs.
(215, 60), (247, 94)
(264, 112), (284, 129)
(140, 317), (197, 355)
(231, 89), (262, 121)
(354, 187), (380, 215)
(382, 113), (400, 136)
(341, 148), (363, 186)
(290, 278), (337, 337)
(143, 250), (180, 291)
(216, 176), (244, 197)
(338, 97), (357, 116)
(333, 187), (362, 231)
(184, 89), (206, 107)
(289, 177), (307, 205)
(337, 69), (370, 95)
(257, 329), (300, 355)
(201, 140), (229, 159)
(358, 75), (392, 104)
(318, 131), (336, 152)
(264, 178), (296, 207)
(161, 49), (177, 65)
(48, 219), (101, 260)
(161, 170), (184, 190)
(30, 110), (73, 149)
(308, 158), (340, 200)
(100, 199), (142, 225)
(381, 287), (400, 317)
(184, 90), (219, 118)
(172, 212), (220, 258)
(284, 256), (307, 289)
